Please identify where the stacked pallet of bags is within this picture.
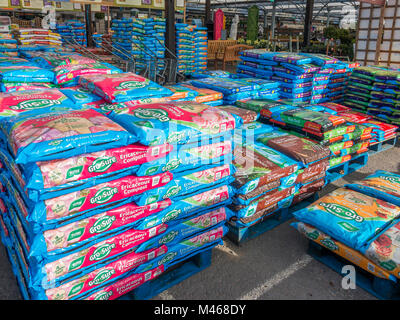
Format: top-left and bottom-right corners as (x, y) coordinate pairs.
(300, 54), (357, 104)
(362, 120), (398, 144)
(0, 105), (172, 300)
(236, 99), (371, 170)
(221, 105), (329, 228)
(176, 23), (195, 76)
(268, 101), (372, 169)
(193, 26), (208, 73)
(236, 49), (276, 79)
(367, 69), (400, 126)
(343, 66), (377, 112)
(237, 51), (315, 103)
(320, 102), (399, 144)
(344, 67), (400, 126)
(328, 61), (359, 103)
(54, 22), (85, 46)
(0, 48), (121, 91)
(189, 70), (233, 79)
(189, 76), (280, 104)
(56, 24), (73, 44)
(76, 77), (240, 299)
(111, 18), (136, 60)
(15, 29), (62, 48)
(0, 76), (240, 300)
(69, 21), (87, 47)
(137, 18), (166, 77)
(18, 43), (75, 60)
(292, 171), (400, 285)
(236, 50), (354, 105)
(0, 33), (18, 57)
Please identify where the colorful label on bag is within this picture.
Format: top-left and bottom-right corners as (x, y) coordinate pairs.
(37, 143), (172, 189)
(0, 89), (73, 118)
(45, 245), (167, 300)
(84, 265), (164, 300)
(43, 224), (167, 283)
(43, 199), (171, 252)
(43, 172), (173, 221)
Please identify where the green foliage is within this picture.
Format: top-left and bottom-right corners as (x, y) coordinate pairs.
(238, 38), (275, 50)
(303, 43), (326, 53)
(323, 26), (354, 45)
(95, 13), (105, 20)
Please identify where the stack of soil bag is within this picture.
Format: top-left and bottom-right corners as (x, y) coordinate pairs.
(193, 26), (208, 73)
(367, 69), (400, 125)
(292, 170), (400, 285)
(300, 54), (357, 104)
(68, 21), (87, 47)
(222, 105), (329, 229)
(236, 99), (371, 169)
(111, 18), (137, 60)
(189, 70), (233, 79)
(56, 24), (72, 44)
(343, 65), (400, 126)
(321, 102), (399, 144)
(111, 17), (166, 77)
(189, 77), (280, 104)
(175, 23), (195, 76)
(0, 33), (18, 57)
(0, 83), (239, 300)
(137, 18), (166, 77)
(0, 49), (122, 94)
(52, 59), (122, 88)
(236, 50), (354, 104)
(14, 29), (62, 48)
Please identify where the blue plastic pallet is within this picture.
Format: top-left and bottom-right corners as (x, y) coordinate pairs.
(308, 240), (400, 300)
(226, 193), (319, 246)
(2, 244), (30, 300)
(119, 249), (212, 300)
(325, 153), (369, 184)
(368, 135), (398, 156)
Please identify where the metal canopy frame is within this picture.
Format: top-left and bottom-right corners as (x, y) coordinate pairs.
(186, 0), (359, 25)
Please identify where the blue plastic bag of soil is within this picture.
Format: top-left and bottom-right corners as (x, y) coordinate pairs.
(292, 187), (400, 251)
(345, 170), (400, 207)
(135, 135), (233, 176)
(0, 65), (55, 83)
(107, 101), (239, 146)
(132, 163), (236, 205)
(4, 108), (137, 164)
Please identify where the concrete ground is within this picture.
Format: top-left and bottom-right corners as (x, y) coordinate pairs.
(0, 142), (398, 300)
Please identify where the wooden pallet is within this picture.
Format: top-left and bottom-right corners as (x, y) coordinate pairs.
(226, 193), (319, 246)
(325, 153), (369, 184)
(308, 241), (400, 300)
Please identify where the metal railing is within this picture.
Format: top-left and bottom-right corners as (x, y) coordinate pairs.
(60, 33), (185, 85)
